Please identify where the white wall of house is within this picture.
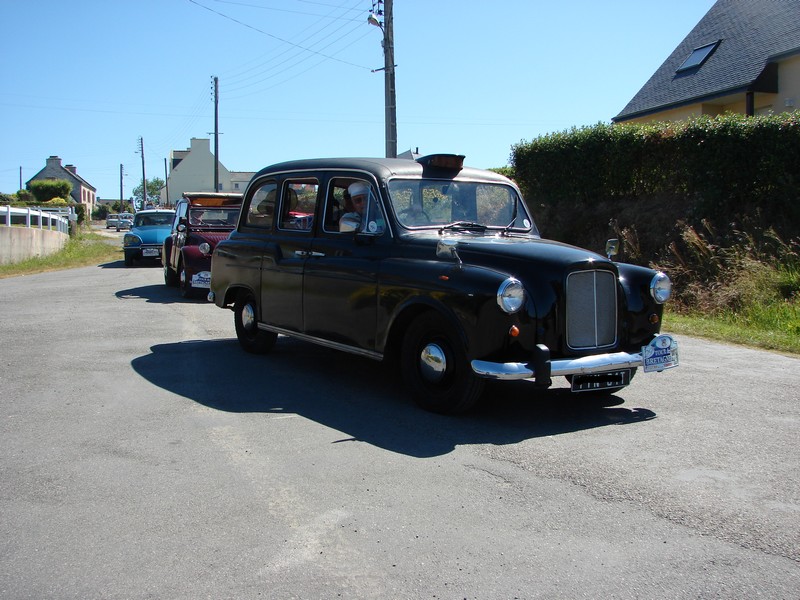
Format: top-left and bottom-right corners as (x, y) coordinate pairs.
(161, 138), (232, 206)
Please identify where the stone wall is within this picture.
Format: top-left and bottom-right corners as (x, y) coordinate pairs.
(0, 227), (68, 266)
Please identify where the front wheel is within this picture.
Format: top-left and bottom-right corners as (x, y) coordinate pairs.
(400, 312), (484, 414)
(179, 265), (194, 298)
(234, 291), (277, 354)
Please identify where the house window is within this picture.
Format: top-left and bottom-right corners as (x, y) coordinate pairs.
(234, 183), (240, 190)
(677, 41), (720, 72)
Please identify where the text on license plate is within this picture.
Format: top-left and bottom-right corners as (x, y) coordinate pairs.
(142, 248), (159, 257)
(571, 369), (631, 392)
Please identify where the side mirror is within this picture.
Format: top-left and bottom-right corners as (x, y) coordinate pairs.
(436, 238), (462, 268)
(605, 238), (619, 259)
(177, 223), (186, 233)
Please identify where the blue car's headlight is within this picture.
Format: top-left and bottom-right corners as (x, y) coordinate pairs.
(123, 234), (142, 247)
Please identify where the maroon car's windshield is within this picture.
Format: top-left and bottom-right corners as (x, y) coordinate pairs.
(189, 207), (239, 227)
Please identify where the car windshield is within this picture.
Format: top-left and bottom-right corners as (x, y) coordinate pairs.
(387, 179), (536, 232)
(189, 207), (239, 226)
(134, 212), (173, 227)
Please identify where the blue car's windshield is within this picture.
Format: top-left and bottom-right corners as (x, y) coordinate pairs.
(134, 213), (173, 227)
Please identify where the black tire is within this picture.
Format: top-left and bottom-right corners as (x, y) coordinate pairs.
(400, 312), (484, 414)
(234, 291), (277, 354)
(124, 253), (134, 267)
(164, 262), (178, 286)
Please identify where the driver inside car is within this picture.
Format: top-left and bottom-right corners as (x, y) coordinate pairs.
(339, 181), (384, 233)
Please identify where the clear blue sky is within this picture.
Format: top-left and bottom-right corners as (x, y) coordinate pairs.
(0, 0), (716, 200)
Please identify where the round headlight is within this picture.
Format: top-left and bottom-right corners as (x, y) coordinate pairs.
(650, 272), (672, 304)
(497, 278), (526, 314)
(198, 242), (212, 255)
(123, 234), (141, 247)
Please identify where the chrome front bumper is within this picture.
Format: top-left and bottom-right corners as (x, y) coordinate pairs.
(472, 351), (643, 381)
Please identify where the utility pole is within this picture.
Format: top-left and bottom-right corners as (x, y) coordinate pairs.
(139, 137), (146, 211)
(384, 0), (396, 158)
(164, 158), (170, 207)
(369, 0), (397, 158)
(119, 164), (124, 208)
(213, 76), (220, 192)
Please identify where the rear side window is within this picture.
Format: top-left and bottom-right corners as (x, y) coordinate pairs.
(245, 181), (277, 228)
(278, 179), (318, 231)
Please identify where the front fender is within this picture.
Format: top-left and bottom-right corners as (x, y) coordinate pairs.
(181, 246), (213, 272)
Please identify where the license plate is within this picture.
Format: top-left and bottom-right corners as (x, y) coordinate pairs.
(191, 271), (212, 288)
(642, 334), (679, 372)
(142, 248), (159, 257)
(571, 369), (631, 392)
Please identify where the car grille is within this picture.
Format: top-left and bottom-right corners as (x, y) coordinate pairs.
(565, 270), (618, 349)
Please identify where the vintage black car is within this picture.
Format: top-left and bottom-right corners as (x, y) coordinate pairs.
(209, 154), (678, 414)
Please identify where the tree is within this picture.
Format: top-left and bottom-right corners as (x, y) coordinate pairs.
(28, 179), (73, 203)
(132, 177), (165, 207)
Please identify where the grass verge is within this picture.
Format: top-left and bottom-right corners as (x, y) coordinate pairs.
(0, 231), (121, 279)
(665, 309), (800, 356)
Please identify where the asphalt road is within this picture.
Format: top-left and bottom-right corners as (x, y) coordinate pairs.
(1, 249), (798, 599)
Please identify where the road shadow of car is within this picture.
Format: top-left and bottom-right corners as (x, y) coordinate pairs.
(99, 260), (163, 270)
(131, 337), (656, 458)
(115, 284), (187, 304)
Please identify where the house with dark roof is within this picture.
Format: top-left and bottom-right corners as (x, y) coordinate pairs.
(27, 155), (97, 216)
(614, 0), (800, 123)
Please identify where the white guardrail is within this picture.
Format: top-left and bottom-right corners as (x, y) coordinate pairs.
(0, 206), (73, 234)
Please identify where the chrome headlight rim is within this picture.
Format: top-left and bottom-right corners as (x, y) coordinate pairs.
(497, 277), (526, 314)
(650, 271), (672, 304)
(198, 242), (212, 256)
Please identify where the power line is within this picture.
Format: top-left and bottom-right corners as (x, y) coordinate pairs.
(188, 0), (370, 70)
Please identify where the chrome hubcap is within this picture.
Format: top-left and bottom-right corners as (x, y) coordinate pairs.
(420, 343), (447, 383)
(241, 303), (256, 331)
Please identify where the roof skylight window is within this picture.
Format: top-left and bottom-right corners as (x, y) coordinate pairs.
(677, 40), (720, 72)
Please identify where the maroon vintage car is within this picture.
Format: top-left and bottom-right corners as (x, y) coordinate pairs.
(163, 192), (242, 297)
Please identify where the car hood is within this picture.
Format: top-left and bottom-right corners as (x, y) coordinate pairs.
(401, 231), (613, 270)
(130, 226), (172, 244)
(189, 231), (231, 246)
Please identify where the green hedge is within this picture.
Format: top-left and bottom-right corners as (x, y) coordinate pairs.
(511, 113), (800, 262)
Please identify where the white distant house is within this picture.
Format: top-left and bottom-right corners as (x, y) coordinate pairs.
(161, 137), (255, 206)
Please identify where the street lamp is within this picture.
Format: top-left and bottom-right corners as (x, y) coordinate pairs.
(368, 0), (397, 158)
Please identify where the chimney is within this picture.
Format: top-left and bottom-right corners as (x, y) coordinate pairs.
(46, 156), (62, 168)
(64, 164), (77, 174)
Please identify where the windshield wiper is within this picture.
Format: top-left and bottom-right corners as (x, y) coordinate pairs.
(501, 198), (519, 236)
(439, 221), (487, 234)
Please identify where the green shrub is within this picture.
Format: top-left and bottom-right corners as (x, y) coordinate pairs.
(28, 179), (73, 203)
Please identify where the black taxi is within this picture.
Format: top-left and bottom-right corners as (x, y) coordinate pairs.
(209, 154), (678, 414)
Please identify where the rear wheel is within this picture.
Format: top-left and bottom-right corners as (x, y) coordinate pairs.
(401, 312), (484, 414)
(234, 291), (277, 354)
(164, 262), (178, 286)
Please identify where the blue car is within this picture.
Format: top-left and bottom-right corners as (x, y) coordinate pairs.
(123, 209), (176, 267)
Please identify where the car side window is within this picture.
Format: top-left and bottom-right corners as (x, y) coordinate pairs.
(324, 177), (385, 234)
(278, 179), (318, 231)
(245, 181), (277, 229)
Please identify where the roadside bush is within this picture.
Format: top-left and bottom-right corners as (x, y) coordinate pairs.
(511, 112), (800, 262)
(28, 179), (73, 203)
